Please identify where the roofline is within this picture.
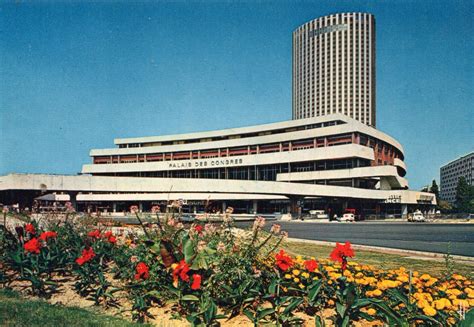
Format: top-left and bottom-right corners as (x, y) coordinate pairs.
(440, 151), (474, 169)
(113, 114), (350, 145)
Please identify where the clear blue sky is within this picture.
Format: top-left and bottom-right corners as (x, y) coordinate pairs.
(1, 1), (473, 190)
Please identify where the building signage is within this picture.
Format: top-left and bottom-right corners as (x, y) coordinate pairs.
(384, 195), (401, 203)
(417, 195), (433, 203)
(310, 24), (348, 37)
(168, 158), (244, 169)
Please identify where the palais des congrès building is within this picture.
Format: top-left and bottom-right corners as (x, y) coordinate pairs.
(0, 13), (436, 218)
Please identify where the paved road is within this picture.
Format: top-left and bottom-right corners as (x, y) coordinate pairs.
(235, 221), (474, 257)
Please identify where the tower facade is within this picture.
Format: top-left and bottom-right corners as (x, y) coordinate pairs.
(292, 13), (376, 127)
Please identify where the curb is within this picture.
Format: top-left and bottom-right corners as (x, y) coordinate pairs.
(286, 237), (474, 264)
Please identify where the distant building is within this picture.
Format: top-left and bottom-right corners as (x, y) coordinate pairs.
(292, 13), (376, 127)
(440, 152), (474, 203)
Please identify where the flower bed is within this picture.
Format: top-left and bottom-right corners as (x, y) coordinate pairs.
(0, 208), (472, 326)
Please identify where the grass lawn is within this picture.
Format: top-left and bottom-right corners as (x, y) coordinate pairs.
(284, 240), (474, 278)
(0, 288), (148, 327)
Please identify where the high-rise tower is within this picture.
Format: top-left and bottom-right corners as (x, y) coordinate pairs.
(292, 13), (376, 127)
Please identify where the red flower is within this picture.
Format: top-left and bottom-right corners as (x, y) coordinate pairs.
(275, 249), (294, 271)
(103, 231), (117, 244)
(39, 231), (57, 242)
(329, 242), (355, 270)
(25, 223), (36, 235)
(134, 262), (150, 280)
(304, 259), (318, 272)
(24, 238), (41, 254)
(191, 274), (202, 290)
(172, 260), (190, 285)
(76, 247), (96, 265)
(88, 229), (101, 239)
(194, 225), (203, 233)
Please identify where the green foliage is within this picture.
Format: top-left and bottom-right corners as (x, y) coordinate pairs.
(442, 242), (455, 281)
(455, 176), (474, 213)
(430, 180), (440, 204)
(0, 288), (146, 326)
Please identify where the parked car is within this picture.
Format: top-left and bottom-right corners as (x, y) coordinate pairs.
(408, 211), (425, 222)
(338, 213), (355, 222)
(309, 210), (329, 219)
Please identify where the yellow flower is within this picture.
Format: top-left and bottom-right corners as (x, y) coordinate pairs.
(420, 274), (431, 281)
(367, 308), (376, 315)
(434, 298), (451, 310)
(329, 273), (342, 279)
(452, 274), (465, 281)
(372, 289), (382, 297)
(299, 283), (305, 289)
(397, 275), (409, 283)
(425, 278), (438, 287)
(423, 306), (437, 317)
(284, 274), (292, 279)
(292, 269), (301, 276)
(417, 299), (429, 309)
(301, 272), (310, 279)
(446, 289), (462, 296)
(293, 277), (300, 283)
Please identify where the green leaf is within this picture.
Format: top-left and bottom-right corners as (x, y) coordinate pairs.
(283, 297), (303, 315)
(204, 300), (217, 323)
(268, 280), (277, 295)
(183, 237), (195, 262)
(308, 280), (322, 302)
(314, 315), (325, 327)
(460, 309), (474, 327)
(149, 242), (161, 255)
(243, 309), (256, 324)
(336, 302), (346, 317)
(181, 295), (200, 301)
(257, 308), (275, 319)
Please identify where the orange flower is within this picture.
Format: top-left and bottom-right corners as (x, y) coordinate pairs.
(329, 242), (354, 270)
(39, 231), (57, 242)
(25, 223), (36, 235)
(304, 259), (318, 272)
(24, 238), (41, 254)
(134, 262), (150, 280)
(88, 229), (101, 239)
(191, 274), (202, 290)
(275, 250), (294, 271)
(172, 260), (190, 285)
(76, 247), (95, 265)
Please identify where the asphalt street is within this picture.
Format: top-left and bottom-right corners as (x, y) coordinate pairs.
(235, 221), (474, 257)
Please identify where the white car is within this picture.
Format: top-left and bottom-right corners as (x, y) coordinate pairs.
(408, 211), (425, 222)
(338, 213), (355, 222)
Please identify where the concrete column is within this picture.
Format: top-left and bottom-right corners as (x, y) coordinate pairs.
(252, 200), (258, 214)
(139, 202), (143, 213)
(113, 202), (117, 213)
(221, 201), (226, 213)
(68, 192), (78, 211)
(401, 204), (408, 218)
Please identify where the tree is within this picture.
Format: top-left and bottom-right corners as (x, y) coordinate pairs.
(455, 177), (474, 213)
(438, 200), (452, 213)
(430, 180), (439, 204)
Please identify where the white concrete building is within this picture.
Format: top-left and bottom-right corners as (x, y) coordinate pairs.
(440, 152), (474, 203)
(293, 13), (376, 127)
(0, 114), (435, 218)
